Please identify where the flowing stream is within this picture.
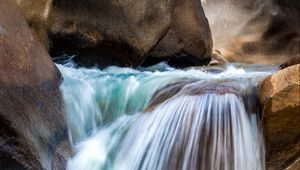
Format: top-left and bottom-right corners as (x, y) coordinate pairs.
(56, 60), (276, 170)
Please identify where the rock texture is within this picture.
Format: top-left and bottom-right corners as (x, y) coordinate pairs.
(279, 54), (300, 69)
(209, 50), (229, 66)
(0, 0), (70, 169)
(285, 158), (300, 170)
(259, 64), (300, 170)
(145, 0), (212, 67)
(147, 80), (242, 112)
(17, 0), (212, 67)
(202, 0), (300, 64)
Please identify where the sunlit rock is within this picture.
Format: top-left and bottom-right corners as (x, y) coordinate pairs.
(259, 64), (300, 169)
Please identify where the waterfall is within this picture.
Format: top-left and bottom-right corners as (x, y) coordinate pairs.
(57, 60), (276, 170)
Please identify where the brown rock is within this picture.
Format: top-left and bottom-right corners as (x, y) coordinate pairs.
(202, 0), (300, 64)
(209, 50), (229, 66)
(17, 0), (212, 67)
(147, 80), (242, 111)
(280, 54), (300, 69)
(17, 0), (174, 66)
(145, 0), (212, 67)
(259, 64), (300, 169)
(0, 0), (70, 169)
(285, 158), (300, 170)
(146, 80), (196, 112)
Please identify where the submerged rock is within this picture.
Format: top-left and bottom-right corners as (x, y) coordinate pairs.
(259, 64), (300, 169)
(146, 80), (196, 111)
(0, 0), (70, 169)
(17, 0), (212, 67)
(147, 80), (242, 111)
(134, 79), (264, 170)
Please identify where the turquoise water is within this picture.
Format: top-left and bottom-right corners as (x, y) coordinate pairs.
(57, 61), (276, 170)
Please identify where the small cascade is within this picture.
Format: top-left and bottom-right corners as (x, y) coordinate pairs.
(57, 61), (276, 170)
(113, 82), (264, 170)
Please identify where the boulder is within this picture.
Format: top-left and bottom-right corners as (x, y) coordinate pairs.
(145, 0), (212, 68)
(208, 50), (229, 66)
(202, 0), (300, 64)
(0, 0), (70, 169)
(147, 80), (242, 112)
(259, 64), (300, 169)
(279, 54), (300, 69)
(17, 0), (212, 67)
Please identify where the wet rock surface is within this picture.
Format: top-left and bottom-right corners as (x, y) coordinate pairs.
(1, 0), (298, 169)
(147, 80), (243, 112)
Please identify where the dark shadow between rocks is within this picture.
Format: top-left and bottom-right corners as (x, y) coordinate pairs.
(140, 54), (211, 69)
(49, 33), (140, 68)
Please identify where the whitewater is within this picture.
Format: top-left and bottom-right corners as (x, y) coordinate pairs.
(56, 60), (276, 170)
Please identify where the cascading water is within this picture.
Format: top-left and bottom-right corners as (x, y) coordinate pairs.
(56, 60), (276, 170)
